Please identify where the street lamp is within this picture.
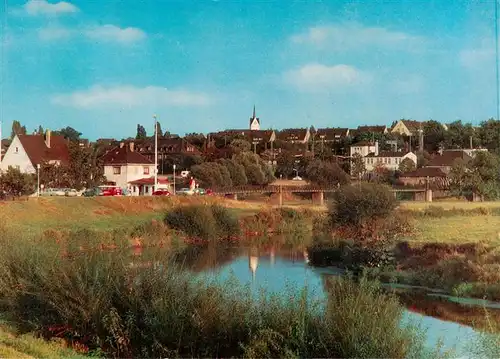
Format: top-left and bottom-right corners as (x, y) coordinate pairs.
(37, 164), (40, 197)
(153, 114), (158, 192)
(173, 164), (176, 195)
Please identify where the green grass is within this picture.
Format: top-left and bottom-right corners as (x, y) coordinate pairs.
(412, 215), (500, 244)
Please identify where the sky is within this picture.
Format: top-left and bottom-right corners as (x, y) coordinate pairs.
(0, 0), (499, 140)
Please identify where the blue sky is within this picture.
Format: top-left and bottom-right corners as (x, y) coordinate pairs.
(0, 0), (498, 140)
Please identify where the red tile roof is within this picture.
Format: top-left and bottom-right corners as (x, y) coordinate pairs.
(101, 145), (153, 165)
(399, 167), (447, 178)
(316, 128), (349, 141)
(128, 177), (169, 185)
(426, 151), (472, 167)
(357, 125), (387, 134)
(17, 134), (70, 166)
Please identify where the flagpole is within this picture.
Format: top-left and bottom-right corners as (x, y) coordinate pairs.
(153, 114), (158, 192)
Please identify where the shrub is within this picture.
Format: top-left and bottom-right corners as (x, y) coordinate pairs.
(164, 204), (239, 240)
(328, 183), (397, 228)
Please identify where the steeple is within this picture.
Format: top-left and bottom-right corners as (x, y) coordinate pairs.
(249, 105), (260, 131)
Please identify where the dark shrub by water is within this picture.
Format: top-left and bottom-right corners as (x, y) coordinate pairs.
(0, 234), (437, 358)
(329, 183), (397, 228)
(164, 204), (239, 240)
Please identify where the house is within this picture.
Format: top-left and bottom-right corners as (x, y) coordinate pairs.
(276, 128), (311, 144)
(213, 129), (276, 148)
(350, 141), (379, 157)
(315, 128), (350, 143)
(391, 120), (424, 137)
(131, 137), (201, 162)
(128, 176), (171, 196)
(0, 130), (69, 174)
(399, 167), (449, 187)
(357, 125), (388, 135)
(391, 119), (448, 136)
(425, 150), (472, 174)
(363, 151), (417, 172)
(100, 142), (157, 190)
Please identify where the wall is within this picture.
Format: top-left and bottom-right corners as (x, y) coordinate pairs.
(0, 136), (36, 174)
(104, 164), (156, 188)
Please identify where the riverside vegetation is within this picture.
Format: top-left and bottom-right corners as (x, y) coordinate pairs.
(1, 194), (500, 357)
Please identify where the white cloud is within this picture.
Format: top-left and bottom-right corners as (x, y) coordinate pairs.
(51, 85), (212, 108)
(459, 39), (495, 69)
(37, 24), (146, 44)
(291, 22), (423, 51)
(284, 63), (371, 93)
(38, 26), (72, 41)
(84, 25), (146, 44)
(23, 0), (79, 16)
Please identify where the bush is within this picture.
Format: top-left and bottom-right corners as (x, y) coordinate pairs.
(164, 204), (240, 240)
(328, 183), (397, 228)
(0, 234), (432, 358)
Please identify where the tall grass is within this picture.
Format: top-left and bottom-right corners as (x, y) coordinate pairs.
(0, 232), (436, 358)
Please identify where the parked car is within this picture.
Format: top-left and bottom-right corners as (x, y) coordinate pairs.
(177, 188), (191, 195)
(83, 188), (101, 197)
(152, 189), (171, 196)
(64, 188), (78, 197)
(99, 186), (123, 196)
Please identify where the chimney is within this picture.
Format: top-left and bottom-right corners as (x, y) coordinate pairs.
(45, 130), (51, 148)
(120, 142), (125, 148)
(129, 142), (135, 152)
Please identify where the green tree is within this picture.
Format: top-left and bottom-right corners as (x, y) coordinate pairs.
(449, 151), (500, 200)
(398, 157), (416, 173)
(479, 119), (500, 151)
(423, 120), (446, 152)
(184, 133), (206, 149)
(136, 124), (147, 140)
(10, 120), (27, 139)
(305, 159), (350, 187)
(229, 139), (251, 153)
(351, 153), (366, 178)
(218, 159), (247, 186)
(54, 126), (82, 142)
(275, 151), (296, 178)
(0, 166), (35, 195)
(37, 125), (44, 135)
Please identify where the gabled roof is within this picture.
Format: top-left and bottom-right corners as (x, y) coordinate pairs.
(357, 125), (387, 134)
(400, 167), (447, 178)
(316, 128), (349, 140)
(131, 138), (201, 154)
(128, 177), (169, 185)
(399, 120), (424, 133)
(101, 145), (153, 165)
(17, 134), (70, 166)
(276, 128), (309, 141)
(426, 150), (472, 167)
(215, 129), (275, 142)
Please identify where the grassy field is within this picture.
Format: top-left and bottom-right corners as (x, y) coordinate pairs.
(0, 196), (263, 234)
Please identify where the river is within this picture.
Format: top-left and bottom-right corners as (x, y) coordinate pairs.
(171, 244), (500, 358)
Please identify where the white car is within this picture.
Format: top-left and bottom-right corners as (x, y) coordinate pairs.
(64, 189), (79, 197)
(292, 176), (303, 181)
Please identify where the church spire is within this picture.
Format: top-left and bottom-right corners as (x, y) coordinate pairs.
(252, 105), (256, 119)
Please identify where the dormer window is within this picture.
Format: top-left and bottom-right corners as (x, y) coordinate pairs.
(15, 147), (19, 153)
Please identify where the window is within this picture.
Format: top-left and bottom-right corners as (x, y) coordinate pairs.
(145, 186), (149, 194)
(15, 147), (18, 153)
(113, 166), (121, 175)
(143, 166), (150, 175)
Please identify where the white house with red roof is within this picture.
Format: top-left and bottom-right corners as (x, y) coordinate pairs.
(101, 142), (170, 195)
(0, 130), (69, 174)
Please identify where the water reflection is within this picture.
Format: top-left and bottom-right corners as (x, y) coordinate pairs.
(132, 244), (500, 356)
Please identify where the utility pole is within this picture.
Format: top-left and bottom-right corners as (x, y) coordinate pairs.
(153, 114), (158, 192)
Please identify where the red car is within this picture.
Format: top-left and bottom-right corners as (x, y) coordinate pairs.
(99, 186), (123, 196)
(152, 189), (171, 196)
